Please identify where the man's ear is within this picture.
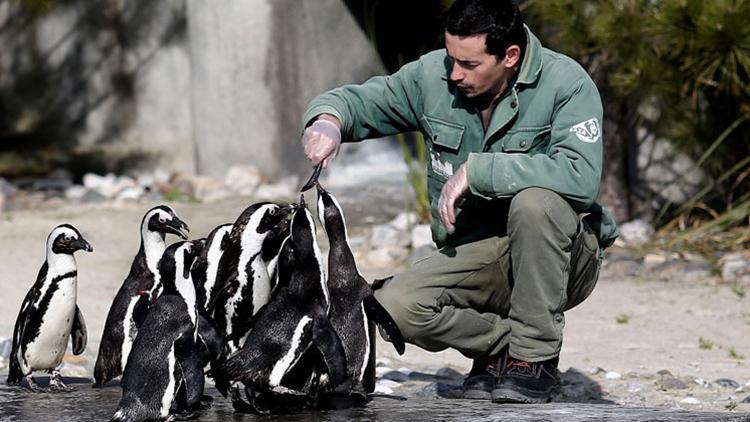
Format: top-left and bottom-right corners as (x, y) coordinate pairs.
(503, 45), (522, 68)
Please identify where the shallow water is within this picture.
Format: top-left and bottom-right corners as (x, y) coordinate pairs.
(0, 376), (748, 422)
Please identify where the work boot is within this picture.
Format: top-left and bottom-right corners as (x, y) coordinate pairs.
(461, 348), (508, 400)
(491, 356), (560, 404)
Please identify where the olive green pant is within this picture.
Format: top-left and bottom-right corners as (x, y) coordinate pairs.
(373, 188), (601, 362)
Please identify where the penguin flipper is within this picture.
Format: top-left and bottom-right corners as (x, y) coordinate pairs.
(363, 294), (406, 355)
(71, 305), (88, 355)
(311, 314), (350, 393)
(174, 333), (205, 408)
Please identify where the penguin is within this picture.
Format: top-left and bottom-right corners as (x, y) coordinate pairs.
(211, 202), (294, 353)
(94, 205), (190, 387)
(217, 197), (349, 414)
(314, 183), (405, 403)
(111, 240), (205, 422)
(190, 223), (232, 311)
(7, 224), (93, 391)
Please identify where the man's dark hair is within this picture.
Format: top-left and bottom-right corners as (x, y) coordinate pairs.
(444, 0), (526, 59)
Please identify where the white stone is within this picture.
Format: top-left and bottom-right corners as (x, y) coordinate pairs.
(375, 366), (393, 378)
(644, 253), (668, 266)
(411, 224), (433, 249)
(374, 383), (393, 395)
(618, 219), (654, 245)
(65, 185), (88, 200)
(397, 367), (413, 375)
(389, 212), (418, 231)
(680, 397), (701, 405)
(366, 247), (408, 267)
(190, 175), (231, 202)
(116, 186), (146, 201)
(224, 165), (263, 196)
(370, 223), (411, 249)
(605, 371), (622, 380)
(719, 252), (750, 284)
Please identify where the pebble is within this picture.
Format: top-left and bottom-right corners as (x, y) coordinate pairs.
(381, 371), (409, 382)
(680, 397), (701, 405)
(656, 370), (689, 390)
(714, 378), (740, 389)
(587, 366), (605, 375)
(605, 371), (622, 380)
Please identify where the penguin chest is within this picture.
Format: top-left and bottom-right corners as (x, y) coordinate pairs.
(25, 281), (77, 370)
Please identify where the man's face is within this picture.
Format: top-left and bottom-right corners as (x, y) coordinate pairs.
(445, 31), (517, 99)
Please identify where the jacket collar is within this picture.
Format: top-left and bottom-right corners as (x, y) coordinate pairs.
(516, 25), (543, 86)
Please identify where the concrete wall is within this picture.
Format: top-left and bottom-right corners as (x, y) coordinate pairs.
(0, 0), (383, 178)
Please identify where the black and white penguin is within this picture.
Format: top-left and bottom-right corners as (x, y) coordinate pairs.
(315, 184), (405, 402)
(211, 202), (293, 353)
(217, 198), (348, 414)
(111, 240), (205, 422)
(7, 224), (93, 391)
(94, 205), (190, 387)
(190, 223), (232, 311)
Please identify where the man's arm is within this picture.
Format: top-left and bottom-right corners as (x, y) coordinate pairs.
(466, 77), (604, 211)
(301, 59), (424, 142)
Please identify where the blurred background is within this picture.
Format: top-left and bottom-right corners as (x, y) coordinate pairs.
(1, 0), (749, 254)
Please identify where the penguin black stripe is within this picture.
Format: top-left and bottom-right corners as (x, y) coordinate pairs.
(20, 270), (78, 351)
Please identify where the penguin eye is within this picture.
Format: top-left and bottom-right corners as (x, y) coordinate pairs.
(269, 208), (277, 216)
(159, 217), (166, 223)
(64, 235), (72, 241)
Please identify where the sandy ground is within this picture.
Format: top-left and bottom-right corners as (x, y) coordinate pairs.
(0, 195), (748, 413)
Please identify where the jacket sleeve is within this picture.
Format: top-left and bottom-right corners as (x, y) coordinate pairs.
(300, 60), (424, 141)
(466, 77), (604, 211)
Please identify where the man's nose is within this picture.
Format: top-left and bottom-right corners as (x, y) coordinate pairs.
(450, 64), (464, 82)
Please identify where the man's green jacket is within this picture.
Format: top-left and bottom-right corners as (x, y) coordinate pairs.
(302, 27), (619, 249)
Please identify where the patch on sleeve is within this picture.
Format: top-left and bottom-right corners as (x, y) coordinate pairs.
(430, 151), (454, 178)
(570, 118), (601, 143)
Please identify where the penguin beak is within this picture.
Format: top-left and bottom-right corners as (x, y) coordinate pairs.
(75, 238), (94, 253)
(165, 217), (190, 239)
(299, 194), (306, 209)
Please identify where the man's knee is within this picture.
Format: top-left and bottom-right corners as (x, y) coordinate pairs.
(373, 283), (437, 342)
(508, 188), (576, 235)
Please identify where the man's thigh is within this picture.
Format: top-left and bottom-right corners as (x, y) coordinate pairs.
(375, 236), (512, 317)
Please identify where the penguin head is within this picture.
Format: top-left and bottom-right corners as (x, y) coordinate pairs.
(159, 240), (201, 296)
(143, 205), (190, 240)
(232, 202), (295, 243)
(315, 183), (346, 236)
(289, 199), (317, 256)
(48, 224), (94, 255)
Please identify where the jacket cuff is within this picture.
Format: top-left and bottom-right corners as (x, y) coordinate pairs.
(301, 105), (346, 137)
(467, 153), (495, 200)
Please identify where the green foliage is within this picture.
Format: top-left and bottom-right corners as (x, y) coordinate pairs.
(728, 347), (746, 360)
(698, 337), (715, 350)
(615, 312), (631, 324)
(398, 133), (431, 223)
(726, 400), (739, 411)
(529, 1), (750, 246)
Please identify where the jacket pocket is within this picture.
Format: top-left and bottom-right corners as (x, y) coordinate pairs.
(423, 115), (465, 151)
(502, 126), (551, 153)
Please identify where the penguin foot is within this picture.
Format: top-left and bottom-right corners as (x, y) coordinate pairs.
(171, 410), (199, 421)
(24, 375), (43, 393)
(230, 386), (268, 415)
(48, 370), (75, 393)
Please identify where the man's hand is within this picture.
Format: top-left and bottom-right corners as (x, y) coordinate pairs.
(438, 163), (469, 234)
(302, 115), (342, 169)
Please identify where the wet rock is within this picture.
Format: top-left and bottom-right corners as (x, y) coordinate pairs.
(33, 170), (73, 192)
(719, 252), (750, 285)
(656, 370), (689, 390)
(618, 219), (653, 245)
(224, 165), (264, 196)
(436, 367), (463, 379)
(254, 176), (298, 200)
(714, 378), (740, 389)
(743, 396), (750, 403)
(410, 224), (432, 249)
(559, 368), (604, 402)
(415, 382), (438, 399)
(381, 370), (409, 382)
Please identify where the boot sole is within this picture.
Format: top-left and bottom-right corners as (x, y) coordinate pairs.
(491, 384), (558, 404)
(461, 389), (492, 400)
